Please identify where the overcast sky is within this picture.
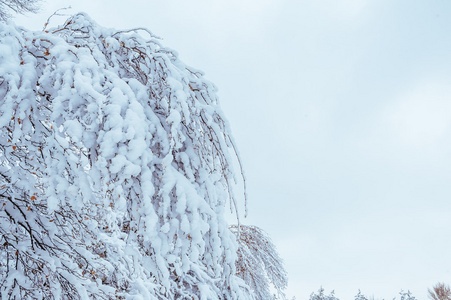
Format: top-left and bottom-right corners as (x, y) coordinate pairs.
(14, 1), (451, 299)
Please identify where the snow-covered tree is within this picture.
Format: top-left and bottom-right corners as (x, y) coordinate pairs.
(396, 290), (417, 300)
(307, 288), (418, 300)
(354, 290), (368, 300)
(309, 287), (339, 300)
(0, 0), (40, 21)
(0, 13), (286, 299)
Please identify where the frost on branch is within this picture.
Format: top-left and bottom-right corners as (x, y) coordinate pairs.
(231, 225), (288, 300)
(0, 13), (255, 299)
(0, 0), (41, 21)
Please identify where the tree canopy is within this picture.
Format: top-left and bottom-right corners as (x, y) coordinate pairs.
(0, 13), (289, 299)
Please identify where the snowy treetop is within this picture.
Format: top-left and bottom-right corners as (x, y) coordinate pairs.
(0, 13), (254, 299)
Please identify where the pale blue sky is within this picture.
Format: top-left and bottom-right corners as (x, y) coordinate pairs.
(15, 1), (451, 299)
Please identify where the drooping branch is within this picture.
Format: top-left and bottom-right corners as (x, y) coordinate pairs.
(0, 0), (40, 21)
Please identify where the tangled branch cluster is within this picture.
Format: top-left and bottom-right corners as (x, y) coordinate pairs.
(0, 0), (40, 21)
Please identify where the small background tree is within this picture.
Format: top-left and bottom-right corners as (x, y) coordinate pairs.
(429, 283), (451, 300)
(355, 289), (369, 300)
(309, 287), (340, 300)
